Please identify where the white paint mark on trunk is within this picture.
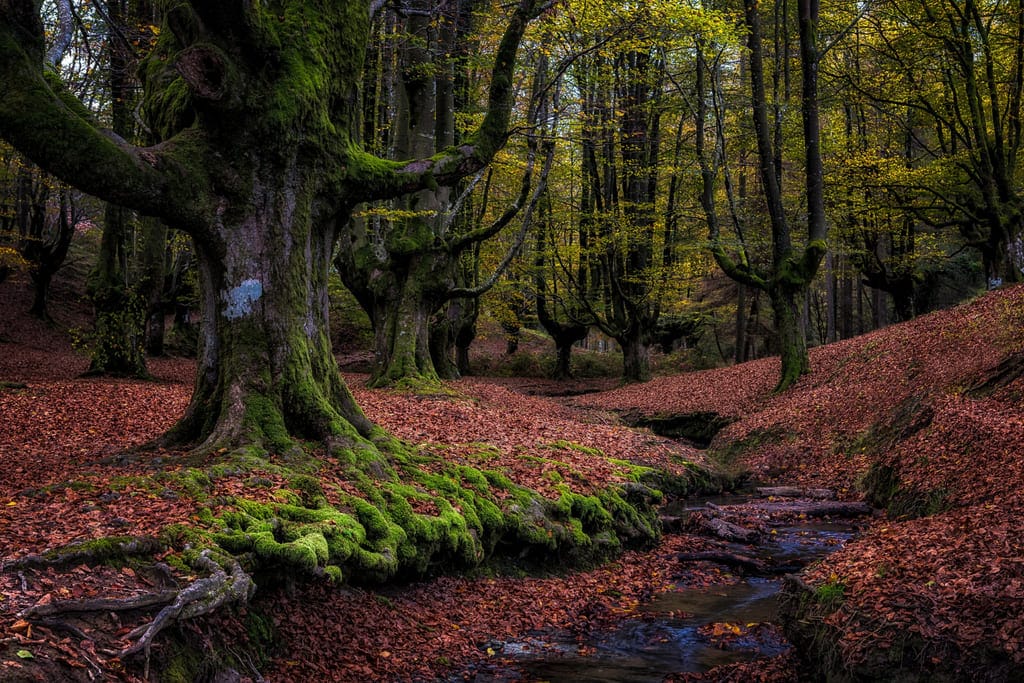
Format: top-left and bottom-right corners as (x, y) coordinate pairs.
(224, 279), (263, 319)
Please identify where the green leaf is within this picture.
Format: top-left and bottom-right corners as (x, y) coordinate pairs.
(16, 650), (33, 659)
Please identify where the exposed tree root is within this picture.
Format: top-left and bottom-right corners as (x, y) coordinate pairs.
(13, 547), (255, 674)
(119, 551), (255, 659)
(20, 590), (180, 619)
(2, 536), (165, 572)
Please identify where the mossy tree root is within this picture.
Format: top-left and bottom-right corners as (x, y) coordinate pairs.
(1, 536), (165, 572)
(119, 551), (255, 661)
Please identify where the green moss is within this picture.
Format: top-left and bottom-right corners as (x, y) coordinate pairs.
(162, 644), (204, 683)
(289, 474), (327, 508)
(546, 440), (604, 456)
(160, 468), (213, 500)
(242, 394), (294, 454)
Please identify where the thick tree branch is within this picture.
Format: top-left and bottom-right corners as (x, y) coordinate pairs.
(447, 136), (555, 299)
(0, 4), (192, 223)
(344, 0), (547, 204)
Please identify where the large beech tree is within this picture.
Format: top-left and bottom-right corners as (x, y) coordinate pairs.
(0, 0), (544, 452)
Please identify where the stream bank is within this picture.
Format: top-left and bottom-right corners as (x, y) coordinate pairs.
(448, 489), (870, 682)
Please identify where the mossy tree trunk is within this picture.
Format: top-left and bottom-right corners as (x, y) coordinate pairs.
(429, 295), (474, 380)
(365, 253), (449, 388)
(337, 0), (481, 389)
(160, 161), (381, 452)
(87, 201), (148, 377)
(620, 327), (652, 383)
(137, 216), (169, 356)
(13, 165), (75, 322)
(0, 0), (542, 452)
(339, 5), (551, 388)
(697, 0), (828, 392)
(769, 282), (810, 390)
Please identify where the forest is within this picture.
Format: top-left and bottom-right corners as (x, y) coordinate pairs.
(0, 0), (1022, 681)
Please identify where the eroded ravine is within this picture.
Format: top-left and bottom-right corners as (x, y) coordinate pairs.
(456, 492), (867, 682)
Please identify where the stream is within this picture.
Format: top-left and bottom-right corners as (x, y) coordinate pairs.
(460, 495), (861, 682)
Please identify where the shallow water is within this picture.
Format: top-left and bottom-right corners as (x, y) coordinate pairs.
(474, 521), (855, 682)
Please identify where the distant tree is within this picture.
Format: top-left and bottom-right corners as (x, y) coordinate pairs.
(849, 0), (1024, 287)
(533, 185), (589, 379)
(537, 1), (707, 383)
(697, 0), (829, 391)
(336, 0), (553, 388)
(0, 0), (78, 320)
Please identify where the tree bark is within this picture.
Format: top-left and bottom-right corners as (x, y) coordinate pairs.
(769, 282), (810, 389)
(162, 161), (378, 453)
(620, 327), (651, 383)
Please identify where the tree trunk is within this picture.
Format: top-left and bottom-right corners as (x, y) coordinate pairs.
(619, 329), (651, 383)
(770, 282), (809, 391)
(547, 323), (587, 380)
(428, 307), (460, 381)
(429, 296), (477, 380)
(453, 297), (477, 377)
(735, 283), (748, 363)
(87, 201), (148, 377)
(368, 257), (443, 389)
(553, 340), (574, 380)
(162, 164), (377, 454)
(139, 216), (168, 356)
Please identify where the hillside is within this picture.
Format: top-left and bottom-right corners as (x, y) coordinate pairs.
(1, 274), (1022, 680)
(576, 285), (1024, 678)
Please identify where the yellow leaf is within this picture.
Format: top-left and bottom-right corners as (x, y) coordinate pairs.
(486, 647), (495, 656)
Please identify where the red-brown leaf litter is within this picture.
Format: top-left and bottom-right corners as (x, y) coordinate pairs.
(2, 274), (1023, 681)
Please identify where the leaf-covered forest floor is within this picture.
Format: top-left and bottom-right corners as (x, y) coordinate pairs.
(1, 273), (1023, 681)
